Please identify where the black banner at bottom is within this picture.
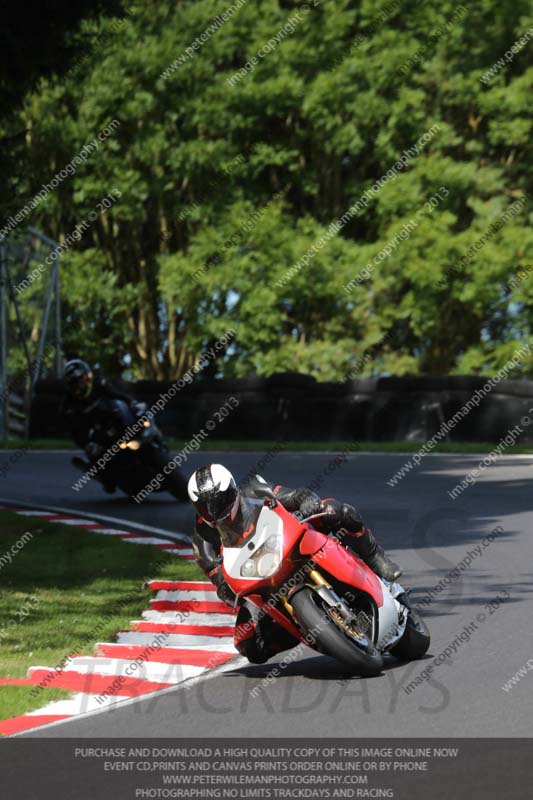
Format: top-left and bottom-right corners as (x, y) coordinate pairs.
(1, 738), (529, 799)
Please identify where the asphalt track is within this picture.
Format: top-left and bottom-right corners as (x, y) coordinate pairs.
(1, 449), (532, 737)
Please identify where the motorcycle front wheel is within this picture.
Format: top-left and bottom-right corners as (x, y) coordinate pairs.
(290, 587), (383, 676)
(164, 468), (189, 502)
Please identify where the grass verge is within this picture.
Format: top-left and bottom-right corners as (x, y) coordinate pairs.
(0, 511), (202, 722)
(2, 438), (533, 454)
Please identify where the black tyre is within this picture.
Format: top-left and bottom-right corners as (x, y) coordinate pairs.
(290, 587), (383, 676)
(390, 608), (431, 661)
(143, 445), (189, 501)
(164, 468), (189, 502)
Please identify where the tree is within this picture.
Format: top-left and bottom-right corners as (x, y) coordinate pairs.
(4, 0), (533, 379)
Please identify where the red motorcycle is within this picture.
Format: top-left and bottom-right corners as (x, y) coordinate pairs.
(221, 497), (430, 676)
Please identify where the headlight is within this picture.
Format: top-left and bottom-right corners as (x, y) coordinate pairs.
(143, 420), (150, 428)
(240, 535), (282, 578)
(127, 440), (141, 451)
(256, 552), (280, 577)
(241, 560), (256, 578)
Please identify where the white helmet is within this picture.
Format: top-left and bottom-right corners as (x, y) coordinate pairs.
(188, 464), (240, 528)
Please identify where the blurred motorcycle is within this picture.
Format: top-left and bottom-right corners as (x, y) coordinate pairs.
(72, 399), (188, 501)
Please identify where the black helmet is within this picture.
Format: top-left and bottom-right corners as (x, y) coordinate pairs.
(63, 359), (93, 400)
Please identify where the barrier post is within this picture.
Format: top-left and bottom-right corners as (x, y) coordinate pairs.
(0, 244), (7, 440)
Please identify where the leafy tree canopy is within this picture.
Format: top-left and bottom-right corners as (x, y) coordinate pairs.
(3, 0), (533, 380)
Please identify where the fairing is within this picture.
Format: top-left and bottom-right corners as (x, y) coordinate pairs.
(299, 528), (384, 607)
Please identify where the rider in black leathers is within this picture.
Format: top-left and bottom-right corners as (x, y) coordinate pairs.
(61, 359), (136, 491)
(189, 465), (402, 664)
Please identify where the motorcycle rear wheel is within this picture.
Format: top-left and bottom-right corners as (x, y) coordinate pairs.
(290, 587), (383, 676)
(390, 608), (430, 661)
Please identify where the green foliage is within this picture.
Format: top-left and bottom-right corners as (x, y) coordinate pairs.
(2, 0), (533, 378)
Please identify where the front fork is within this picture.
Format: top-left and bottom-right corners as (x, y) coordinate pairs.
(282, 567), (409, 650)
(283, 567), (375, 638)
(280, 568), (331, 615)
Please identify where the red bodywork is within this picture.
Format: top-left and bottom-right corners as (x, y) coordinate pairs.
(221, 501), (384, 644)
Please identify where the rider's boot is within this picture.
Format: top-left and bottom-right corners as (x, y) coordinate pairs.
(339, 521), (402, 582)
(320, 500), (402, 582)
(234, 603), (299, 664)
(72, 456), (90, 471)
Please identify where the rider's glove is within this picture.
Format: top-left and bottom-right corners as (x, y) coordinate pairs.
(131, 400), (147, 417)
(318, 500), (364, 536)
(338, 502), (364, 533)
(216, 581), (237, 607)
(208, 562), (237, 607)
(86, 442), (103, 460)
(298, 496), (324, 519)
